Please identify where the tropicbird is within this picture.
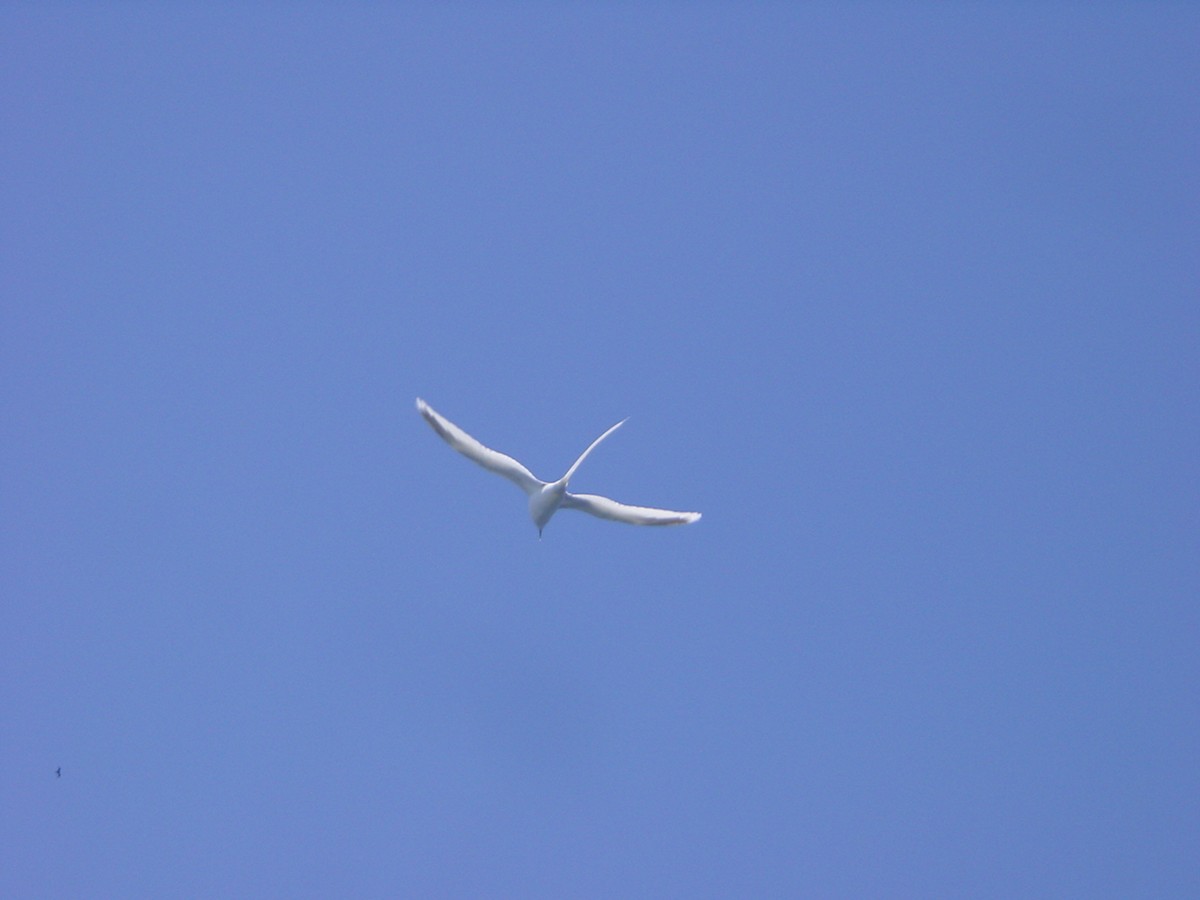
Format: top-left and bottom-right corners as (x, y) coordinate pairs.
(416, 398), (701, 536)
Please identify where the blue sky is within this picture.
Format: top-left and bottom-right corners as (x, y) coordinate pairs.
(3, 4), (1197, 896)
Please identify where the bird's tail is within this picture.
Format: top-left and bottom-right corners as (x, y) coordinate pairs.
(557, 418), (627, 486)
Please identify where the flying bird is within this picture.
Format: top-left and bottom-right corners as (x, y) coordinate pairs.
(416, 398), (701, 536)
(56, 767), (61, 778)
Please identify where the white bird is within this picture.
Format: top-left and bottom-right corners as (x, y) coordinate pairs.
(416, 398), (701, 537)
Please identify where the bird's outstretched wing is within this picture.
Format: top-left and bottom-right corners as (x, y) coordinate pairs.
(561, 492), (701, 526)
(416, 399), (543, 495)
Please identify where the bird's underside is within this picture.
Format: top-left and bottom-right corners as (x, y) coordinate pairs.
(416, 398), (701, 534)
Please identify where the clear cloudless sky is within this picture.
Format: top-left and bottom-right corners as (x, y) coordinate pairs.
(3, 4), (1197, 896)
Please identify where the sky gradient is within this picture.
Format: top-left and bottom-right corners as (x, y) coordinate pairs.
(3, 5), (1198, 896)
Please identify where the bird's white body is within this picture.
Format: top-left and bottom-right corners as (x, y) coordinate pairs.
(529, 481), (567, 532)
(416, 398), (701, 536)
